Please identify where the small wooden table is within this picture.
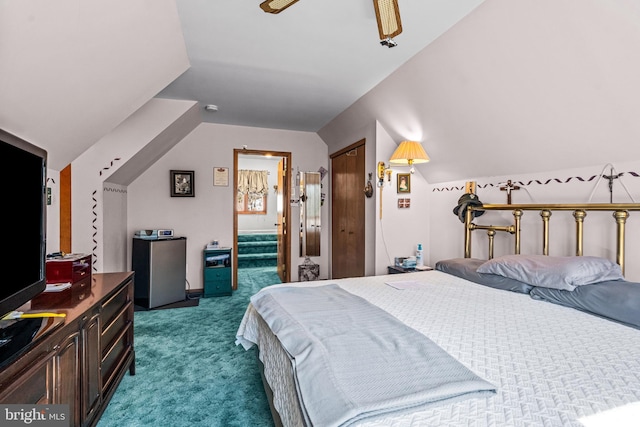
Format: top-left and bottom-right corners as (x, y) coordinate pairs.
(387, 265), (433, 274)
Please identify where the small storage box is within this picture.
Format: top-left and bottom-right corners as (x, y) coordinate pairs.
(46, 253), (91, 285)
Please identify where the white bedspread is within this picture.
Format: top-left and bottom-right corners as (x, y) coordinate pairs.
(250, 284), (495, 426)
(236, 271), (640, 426)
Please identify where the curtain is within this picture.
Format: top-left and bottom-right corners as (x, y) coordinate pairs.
(237, 170), (269, 206)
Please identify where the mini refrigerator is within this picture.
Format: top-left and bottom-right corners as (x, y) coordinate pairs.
(132, 237), (186, 309)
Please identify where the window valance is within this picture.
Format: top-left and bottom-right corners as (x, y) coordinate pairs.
(237, 169), (269, 195)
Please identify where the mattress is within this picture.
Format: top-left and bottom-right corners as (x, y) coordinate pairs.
(236, 271), (640, 426)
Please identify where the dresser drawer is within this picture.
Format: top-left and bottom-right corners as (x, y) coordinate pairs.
(204, 267), (231, 283)
(204, 280), (232, 296)
(101, 323), (132, 392)
(101, 304), (132, 354)
(101, 283), (130, 330)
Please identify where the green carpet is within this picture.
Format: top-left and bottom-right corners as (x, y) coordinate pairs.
(237, 234), (278, 268)
(97, 267), (281, 427)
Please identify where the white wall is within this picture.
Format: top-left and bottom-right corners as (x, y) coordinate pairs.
(127, 123), (329, 291)
(427, 160), (640, 281)
(102, 183), (128, 273)
(320, 0), (640, 185)
(0, 0), (189, 171)
(71, 98), (198, 272)
(374, 123), (430, 275)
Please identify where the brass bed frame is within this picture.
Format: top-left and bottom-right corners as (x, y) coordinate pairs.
(464, 203), (640, 275)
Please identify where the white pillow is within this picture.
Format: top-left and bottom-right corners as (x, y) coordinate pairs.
(476, 255), (623, 291)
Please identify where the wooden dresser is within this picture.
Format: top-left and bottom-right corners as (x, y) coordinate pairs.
(0, 272), (135, 427)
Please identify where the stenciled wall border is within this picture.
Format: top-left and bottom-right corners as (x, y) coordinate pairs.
(91, 157), (123, 271)
(432, 171), (640, 192)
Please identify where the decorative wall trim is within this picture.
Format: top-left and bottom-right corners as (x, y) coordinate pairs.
(432, 171), (640, 192)
(90, 157), (124, 271)
(91, 189), (98, 272)
(99, 157), (122, 176)
(104, 187), (127, 194)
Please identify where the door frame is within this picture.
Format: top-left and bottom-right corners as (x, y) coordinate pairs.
(233, 149), (292, 288)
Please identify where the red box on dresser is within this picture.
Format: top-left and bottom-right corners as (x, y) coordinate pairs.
(46, 253), (92, 285)
(32, 254), (92, 309)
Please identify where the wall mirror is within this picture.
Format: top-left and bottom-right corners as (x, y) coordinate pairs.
(299, 172), (321, 257)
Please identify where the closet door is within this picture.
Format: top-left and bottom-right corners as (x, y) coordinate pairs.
(331, 140), (365, 279)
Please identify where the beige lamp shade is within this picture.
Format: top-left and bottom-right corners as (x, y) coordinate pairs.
(260, 0), (300, 14)
(389, 141), (430, 165)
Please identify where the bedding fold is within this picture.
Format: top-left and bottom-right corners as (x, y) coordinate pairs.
(248, 284), (496, 427)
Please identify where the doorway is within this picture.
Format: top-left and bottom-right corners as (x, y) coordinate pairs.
(330, 139), (366, 279)
(233, 149), (291, 289)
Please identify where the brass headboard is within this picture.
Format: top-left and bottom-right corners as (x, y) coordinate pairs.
(464, 203), (640, 275)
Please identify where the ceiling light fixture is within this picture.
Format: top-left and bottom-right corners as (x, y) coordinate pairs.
(373, 0), (402, 48)
(260, 0), (300, 14)
(205, 104), (218, 112)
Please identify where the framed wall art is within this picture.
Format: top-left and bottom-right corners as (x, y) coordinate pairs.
(397, 173), (411, 193)
(398, 198), (411, 208)
(171, 170), (195, 197)
(213, 167), (229, 186)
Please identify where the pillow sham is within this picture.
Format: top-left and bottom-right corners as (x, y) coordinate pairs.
(476, 254), (623, 291)
(435, 258), (533, 294)
(530, 280), (640, 329)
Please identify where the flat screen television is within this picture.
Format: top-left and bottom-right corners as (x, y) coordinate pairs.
(0, 129), (47, 319)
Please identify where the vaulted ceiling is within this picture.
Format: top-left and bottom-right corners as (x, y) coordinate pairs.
(3, 1), (640, 183)
(157, 0), (485, 132)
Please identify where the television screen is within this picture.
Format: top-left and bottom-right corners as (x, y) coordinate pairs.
(0, 129), (47, 318)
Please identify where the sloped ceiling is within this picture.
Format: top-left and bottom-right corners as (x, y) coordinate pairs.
(320, 0), (640, 183)
(0, 0), (189, 170)
(3, 0), (640, 183)
(157, 0), (485, 132)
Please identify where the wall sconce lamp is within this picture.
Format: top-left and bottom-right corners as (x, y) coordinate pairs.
(377, 161), (392, 187)
(376, 141), (428, 219)
(376, 161), (393, 219)
(389, 140), (430, 173)
(374, 0), (403, 48)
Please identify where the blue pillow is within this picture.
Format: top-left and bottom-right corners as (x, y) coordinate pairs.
(530, 281), (640, 329)
(435, 258), (533, 294)
(476, 255), (623, 291)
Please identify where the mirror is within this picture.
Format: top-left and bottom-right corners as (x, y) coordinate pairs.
(299, 172), (321, 257)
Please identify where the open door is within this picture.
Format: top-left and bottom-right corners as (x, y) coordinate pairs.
(233, 149), (291, 289)
(276, 158), (288, 282)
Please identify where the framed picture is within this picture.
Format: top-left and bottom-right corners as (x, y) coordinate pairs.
(170, 170), (195, 197)
(398, 198), (411, 208)
(213, 167), (229, 186)
(397, 173), (411, 193)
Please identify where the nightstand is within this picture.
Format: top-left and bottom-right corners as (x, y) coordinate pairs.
(387, 265), (433, 274)
(203, 248), (232, 297)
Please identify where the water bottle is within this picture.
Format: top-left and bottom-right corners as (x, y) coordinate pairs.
(416, 244), (424, 268)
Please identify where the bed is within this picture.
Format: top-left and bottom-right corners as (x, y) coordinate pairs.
(236, 202), (640, 427)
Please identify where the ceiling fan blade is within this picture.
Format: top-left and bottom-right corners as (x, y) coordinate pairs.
(260, 0), (300, 14)
(373, 0), (403, 40)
